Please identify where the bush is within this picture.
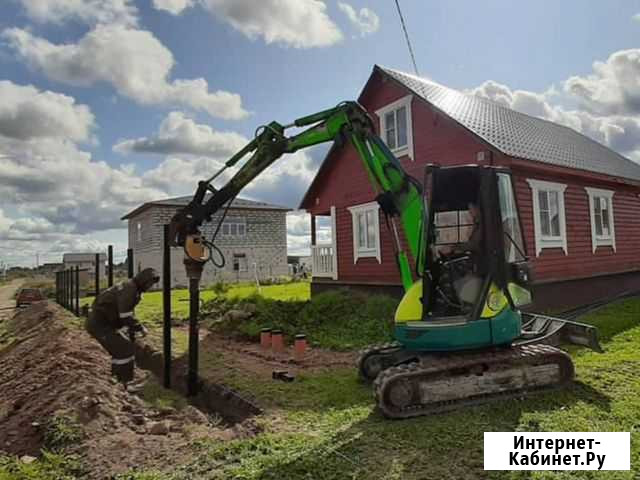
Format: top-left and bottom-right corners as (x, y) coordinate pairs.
(204, 290), (397, 350)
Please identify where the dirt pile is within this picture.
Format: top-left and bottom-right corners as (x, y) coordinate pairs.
(0, 302), (253, 478)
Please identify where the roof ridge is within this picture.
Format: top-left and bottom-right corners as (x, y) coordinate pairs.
(379, 66), (599, 141)
(376, 65), (640, 181)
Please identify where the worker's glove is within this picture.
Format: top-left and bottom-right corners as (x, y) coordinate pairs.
(128, 322), (148, 338)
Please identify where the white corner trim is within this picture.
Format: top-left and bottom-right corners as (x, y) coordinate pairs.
(330, 205), (338, 280)
(375, 95), (414, 160)
(347, 201), (381, 264)
(584, 187), (616, 253)
(525, 178), (568, 256)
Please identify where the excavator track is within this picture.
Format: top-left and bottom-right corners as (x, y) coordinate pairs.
(357, 342), (416, 382)
(373, 344), (574, 419)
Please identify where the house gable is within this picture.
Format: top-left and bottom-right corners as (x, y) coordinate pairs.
(300, 67), (494, 213)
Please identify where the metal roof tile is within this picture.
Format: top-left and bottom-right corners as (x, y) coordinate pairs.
(380, 66), (640, 182)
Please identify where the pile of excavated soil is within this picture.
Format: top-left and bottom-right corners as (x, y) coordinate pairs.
(0, 302), (256, 478)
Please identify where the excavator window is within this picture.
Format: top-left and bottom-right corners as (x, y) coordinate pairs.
(497, 173), (526, 263)
(424, 167), (487, 316)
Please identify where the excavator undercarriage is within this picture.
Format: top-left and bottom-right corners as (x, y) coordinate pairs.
(358, 314), (602, 418)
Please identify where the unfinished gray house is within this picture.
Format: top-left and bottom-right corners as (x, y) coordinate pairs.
(122, 195), (290, 287)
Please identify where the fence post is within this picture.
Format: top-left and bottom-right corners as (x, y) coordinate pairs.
(163, 224), (171, 388)
(55, 272), (59, 305)
(188, 276), (199, 396)
(69, 268), (74, 311)
(63, 269), (68, 309)
(95, 253), (100, 298)
(108, 245), (114, 287)
(127, 248), (134, 279)
(75, 266), (80, 316)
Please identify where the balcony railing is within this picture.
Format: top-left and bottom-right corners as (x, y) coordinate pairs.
(311, 243), (337, 279)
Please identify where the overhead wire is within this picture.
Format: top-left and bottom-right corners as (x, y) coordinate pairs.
(394, 0), (420, 76)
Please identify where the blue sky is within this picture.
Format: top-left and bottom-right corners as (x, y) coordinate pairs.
(1, 0), (639, 267)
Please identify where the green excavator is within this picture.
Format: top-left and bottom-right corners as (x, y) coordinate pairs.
(169, 101), (602, 419)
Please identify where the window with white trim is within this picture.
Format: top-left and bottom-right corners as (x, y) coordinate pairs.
(526, 179), (568, 256)
(348, 202), (381, 263)
(221, 218), (246, 237)
(136, 222), (142, 242)
(585, 187), (616, 252)
(375, 95), (414, 160)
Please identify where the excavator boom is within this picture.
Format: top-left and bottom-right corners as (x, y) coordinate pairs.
(169, 101), (424, 290)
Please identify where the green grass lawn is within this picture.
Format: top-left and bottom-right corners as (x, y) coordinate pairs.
(9, 289), (640, 479)
(82, 281), (310, 326)
(116, 296), (640, 480)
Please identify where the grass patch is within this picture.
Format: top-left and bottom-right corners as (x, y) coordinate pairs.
(0, 451), (86, 480)
(42, 413), (83, 452)
(574, 296), (640, 342)
(204, 290), (397, 350)
(140, 376), (188, 411)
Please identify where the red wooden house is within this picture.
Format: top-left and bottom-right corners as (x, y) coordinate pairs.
(300, 65), (640, 309)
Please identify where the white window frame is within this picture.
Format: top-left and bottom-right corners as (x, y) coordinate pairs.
(136, 221), (142, 242)
(526, 179), (568, 256)
(375, 95), (414, 160)
(221, 218), (247, 237)
(585, 187), (616, 253)
(347, 201), (381, 263)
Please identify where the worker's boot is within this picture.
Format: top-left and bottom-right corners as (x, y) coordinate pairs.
(111, 356), (135, 384)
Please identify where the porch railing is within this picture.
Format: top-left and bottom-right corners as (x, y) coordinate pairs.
(311, 244), (336, 279)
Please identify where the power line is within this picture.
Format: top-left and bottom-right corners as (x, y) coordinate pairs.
(394, 0), (420, 76)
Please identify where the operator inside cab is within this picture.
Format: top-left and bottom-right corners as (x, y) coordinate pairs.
(436, 202), (484, 308)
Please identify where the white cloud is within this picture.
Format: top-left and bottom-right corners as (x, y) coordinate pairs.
(0, 83), (164, 241)
(14, 0), (138, 26)
(199, 0), (343, 48)
(141, 146), (320, 207)
(114, 111), (247, 156)
(338, 2), (379, 37)
(563, 49), (640, 116)
(0, 137), (164, 233)
(153, 0), (194, 15)
(0, 81), (94, 142)
(3, 24), (248, 119)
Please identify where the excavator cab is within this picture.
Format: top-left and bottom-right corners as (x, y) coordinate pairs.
(394, 164), (531, 351)
(424, 165), (531, 319)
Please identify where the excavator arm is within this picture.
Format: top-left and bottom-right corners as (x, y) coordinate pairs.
(169, 101), (424, 291)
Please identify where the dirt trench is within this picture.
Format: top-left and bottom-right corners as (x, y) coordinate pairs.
(0, 301), (258, 478)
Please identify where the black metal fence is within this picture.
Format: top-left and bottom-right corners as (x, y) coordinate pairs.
(55, 245), (134, 314)
(55, 266), (80, 315)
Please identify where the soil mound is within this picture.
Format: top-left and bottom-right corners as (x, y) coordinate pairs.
(0, 302), (245, 478)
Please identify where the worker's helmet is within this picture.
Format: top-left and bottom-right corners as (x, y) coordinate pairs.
(135, 268), (160, 292)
